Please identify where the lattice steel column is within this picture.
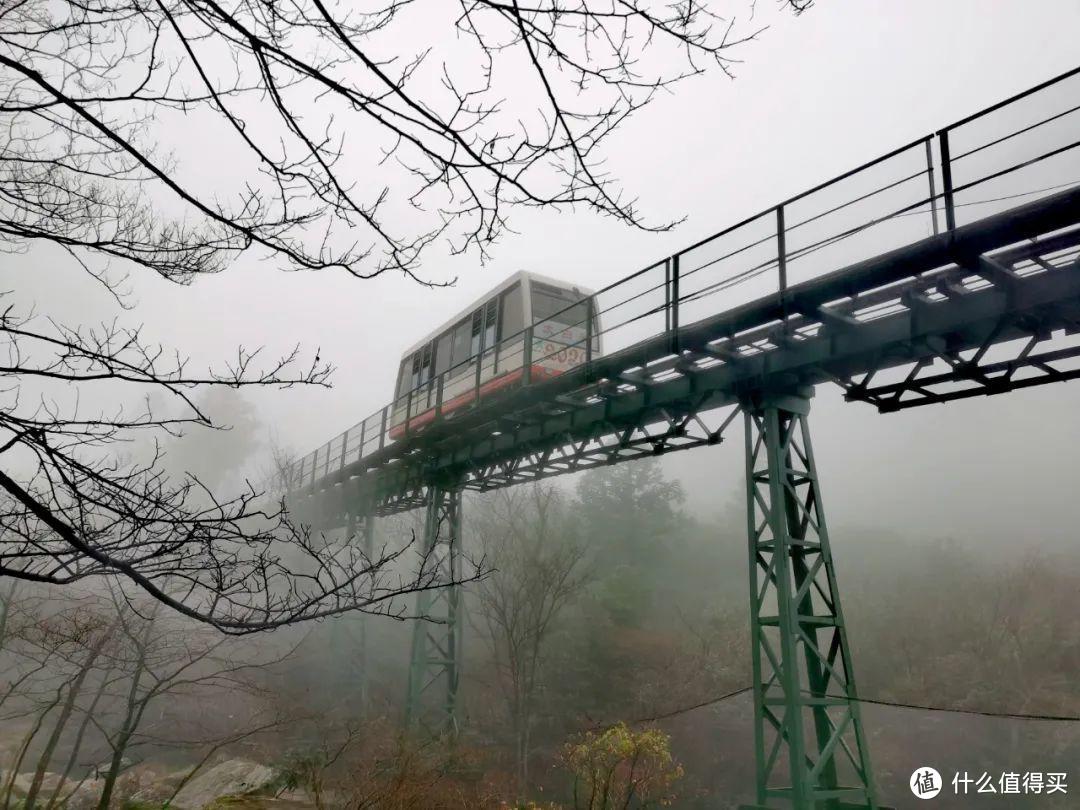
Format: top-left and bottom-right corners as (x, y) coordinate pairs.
(405, 484), (463, 736)
(742, 392), (879, 810)
(352, 511), (376, 715)
(337, 510), (378, 715)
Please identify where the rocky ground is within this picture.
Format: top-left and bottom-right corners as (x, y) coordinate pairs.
(2, 759), (315, 810)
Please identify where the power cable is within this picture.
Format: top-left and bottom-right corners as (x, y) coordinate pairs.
(819, 692), (1080, 723)
(584, 684), (1080, 732)
(894, 180), (1080, 217)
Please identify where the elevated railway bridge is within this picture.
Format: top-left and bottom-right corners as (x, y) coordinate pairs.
(285, 66), (1080, 809)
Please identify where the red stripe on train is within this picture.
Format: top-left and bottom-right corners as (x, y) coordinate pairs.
(388, 365), (563, 440)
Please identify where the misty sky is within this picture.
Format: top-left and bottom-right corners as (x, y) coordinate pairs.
(10, 0), (1080, 553)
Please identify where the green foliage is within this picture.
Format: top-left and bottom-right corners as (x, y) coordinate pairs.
(595, 565), (652, 628)
(202, 796), (266, 810)
(121, 801), (168, 810)
(268, 747), (326, 794)
(574, 460), (687, 633)
(575, 461), (685, 563)
(562, 723), (683, 809)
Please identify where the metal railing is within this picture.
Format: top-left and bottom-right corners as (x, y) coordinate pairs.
(284, 65), (1080, 492)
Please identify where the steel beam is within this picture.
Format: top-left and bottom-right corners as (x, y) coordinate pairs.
(742, 392), (878, 810)
(404, 484), (463, 736)
(290, 193), (1080, 530)
(357, 511), (375, 714)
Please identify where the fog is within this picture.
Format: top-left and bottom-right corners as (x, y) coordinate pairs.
(3, 0), (1080, 807)
(12, 0), (1080, 547)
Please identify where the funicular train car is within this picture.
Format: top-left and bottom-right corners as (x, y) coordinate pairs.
(389, 271), (601, 439)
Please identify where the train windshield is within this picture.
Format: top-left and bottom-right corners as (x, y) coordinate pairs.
(531, 281), (590, 329)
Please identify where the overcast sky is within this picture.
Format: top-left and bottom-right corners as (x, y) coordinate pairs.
(13, 0), (1080, 555)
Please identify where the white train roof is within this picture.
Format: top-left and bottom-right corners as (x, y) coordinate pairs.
(399, 269), (597, 358)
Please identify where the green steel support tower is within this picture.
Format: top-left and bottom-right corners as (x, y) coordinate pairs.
(335, 510), (377, 715)
(404, 484), (463, 735)
(282, 68), (1080, 810)
(742, 392), (879, 810)
(349, 511), (375, 715)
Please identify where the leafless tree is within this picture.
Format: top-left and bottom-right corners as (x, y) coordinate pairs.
(0, 583), (311, 810)
(470, 483), (590, 796)
(20, 611), (118, 810)
(0, 580), (18, 651)
(0, 0), (807, 629)
(2, 0), (808, 280)
(0, 593), (110, 809)
(86, 589), (305, 810)
(0, 320), (476, 631)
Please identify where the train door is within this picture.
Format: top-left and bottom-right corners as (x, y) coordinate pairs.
(529, 280), (593, 376)
(413, 341), (435, 414)
(476, 297), (499, 388)
(494, 282), (525, 376)
(392, 341), (435, 436)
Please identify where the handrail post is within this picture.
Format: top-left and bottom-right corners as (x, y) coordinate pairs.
(435, 372), (445, 418)
(474, 338), (483, 403)
(939, 129), (956, 231)
(358, 419), (366, 461)
(670, 254), (680, 354)
(664, 259), (671, 333)
(379, 406), (387, 450)
(585, 296), (593, 368)
(522, 326), (533, 386)
(339, 431), (348, 471)
(404, 391), (413, 437)
(776, 205), (788, 295)
(924, 136), (940, 235)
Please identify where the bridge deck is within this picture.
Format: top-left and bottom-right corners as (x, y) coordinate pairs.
(287, 67), (1080, 526)
(293, 189), (1080, 524)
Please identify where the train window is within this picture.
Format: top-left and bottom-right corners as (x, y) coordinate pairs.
(470, 308), (483, 356)
(407, 345), (433, 390)
(420, 343), (433, 384)
(482, 299), (498, 350)
(435, 329), (453, 376)
(409, 352), (421, 389)
(451, 318), (472, 368)
(532, 281), (589, 328)
(396, 356), (412, 397)
(499, 283), (523, 339)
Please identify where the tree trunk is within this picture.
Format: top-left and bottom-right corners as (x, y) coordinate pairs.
(2, 684), (64, 809)
(96, 610), (156, 810)
(96, 737), (130, 810)
(521, 718), (532, 792)
(24, 627), (113, 810)
(0, 581), (16, 651)
(45, 667), (113, 810)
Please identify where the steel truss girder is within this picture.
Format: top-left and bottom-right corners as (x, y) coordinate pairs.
(813, 232), (1080, 411)
(300, 395), (741, 524)
(290, 190), (1080, 530)
(839, 322), (1080, 411)
(467, 397), (738, 488)
(709, 225), (1080, 413)
(405, 484), (463, 737)
(743, 394), (878, 810)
